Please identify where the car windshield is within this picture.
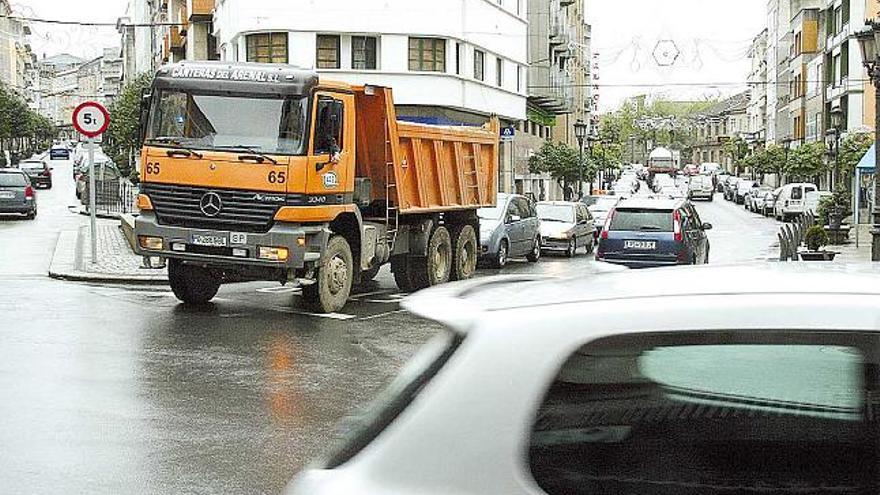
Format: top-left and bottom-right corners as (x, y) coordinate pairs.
(146, 90), (310, 155)
(0, 173), (27, 186)
(537, 204), (574, 223)
(610, 209), (674, 232)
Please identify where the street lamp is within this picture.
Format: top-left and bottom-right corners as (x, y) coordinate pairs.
(828, 106), (844, 188)
(855, 20), (880, 261)
(574, 119), (589, 198)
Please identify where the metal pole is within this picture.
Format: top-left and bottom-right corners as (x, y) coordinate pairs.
(88, 137), (97, 264)
(577, 137), (584, 197)
(872, 75), (880, 261)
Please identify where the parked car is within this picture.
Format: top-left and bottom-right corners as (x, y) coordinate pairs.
(17, 159), (52, 189)
(715, 173), (731, 192)
(761, 188), (781, 216)
(745, 185), (772, 212)
(583, 195), (620, 235)
(75, 158), (121, 200)
(596, 197), (711, 268)
(289, 264), (880, 495)
(478, 193), (541, 268)
(0, 168), (36, 219)
(805, 190), (833, 217)
(687, 174), (714, 201)
(773, 182), (819, 221)
(722, 176), (740, 200)
(536, 201), (595, 257)
(733, 179), (759, 204)
(49, 146), (70, 161)
(652, 173), (675, 192)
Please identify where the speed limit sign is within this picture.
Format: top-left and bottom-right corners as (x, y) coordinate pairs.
(72, 101), (110, 138)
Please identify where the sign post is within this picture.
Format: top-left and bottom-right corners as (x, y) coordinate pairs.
(72, 101), (110, 264)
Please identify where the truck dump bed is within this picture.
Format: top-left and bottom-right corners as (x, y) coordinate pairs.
(354, 86), (499, 214)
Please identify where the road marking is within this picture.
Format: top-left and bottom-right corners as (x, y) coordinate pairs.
(272, 307), (357, 320)
(257, 286), (301, 294)
(359, 309), (409, 321)
(348, 289), (397, 300)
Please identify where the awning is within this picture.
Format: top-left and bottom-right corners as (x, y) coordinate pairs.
(857, 144), (875, 173)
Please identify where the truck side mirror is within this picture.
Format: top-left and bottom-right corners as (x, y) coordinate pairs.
(138, 91), (152, 145)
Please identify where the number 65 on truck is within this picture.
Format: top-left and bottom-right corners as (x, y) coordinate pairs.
(134, 62), (499, 313)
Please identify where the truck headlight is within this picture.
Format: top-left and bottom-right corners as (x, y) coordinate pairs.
(138, 236), (164, 251)
(258, 246), (289, 261)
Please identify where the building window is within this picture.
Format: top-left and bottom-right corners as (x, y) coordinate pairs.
(496, 57), (503, 87)
(246, 32), (288, 64)
(474, 49), (485, 81)
(834, 7), (843, 35)
(351, 36), (377, 70)
(316, 35), (341, 69)
(455, 42), (462, 75)
(408, 37), (446, 72)
(833, 54), (841, 85)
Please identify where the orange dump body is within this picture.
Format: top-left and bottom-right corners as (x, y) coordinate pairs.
(354, 86), (499, 214)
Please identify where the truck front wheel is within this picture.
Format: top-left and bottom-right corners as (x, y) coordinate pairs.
(168, 259), (221, 305)
(302, 235), (353, 313)
(450, 224), (477, 281)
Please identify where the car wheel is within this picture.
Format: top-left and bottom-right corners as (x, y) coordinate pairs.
(565, 238), (576, 258)
(585, 237), (595, 254)
(526, 237), (541, 262)
(494, 240), (509, 269)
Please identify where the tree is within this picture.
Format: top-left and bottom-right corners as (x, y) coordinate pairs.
(837, 132), (873, 178)
(722, 137), (749, 172)
(528, 140), (583, 196)
(785, 142), (827, 181)
(751, 144), (787, 178)
(105, 72), (154, 177)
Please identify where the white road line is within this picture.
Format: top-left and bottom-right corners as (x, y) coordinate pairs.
(348, 289), (397, 300)
(359, 309), (409, 321)
(272, 307), (357, 320)
(256, 286), (302, 294)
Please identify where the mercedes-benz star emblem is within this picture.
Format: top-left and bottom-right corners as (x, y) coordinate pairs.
(199, 192), (223, 217)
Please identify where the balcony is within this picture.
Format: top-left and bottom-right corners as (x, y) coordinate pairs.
(190, 0), (215, 21)
(528, 66), (574, 114)
(549, 20), (570, 46)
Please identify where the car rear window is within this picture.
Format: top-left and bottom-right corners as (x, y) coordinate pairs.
(320, 330), (463, 468)
(20, 162), (44, 170)
(528, 331), (878, 495)
(0, 173), (27, 186)
(537, 205), (574, 223)
(610, 209), (673, 232)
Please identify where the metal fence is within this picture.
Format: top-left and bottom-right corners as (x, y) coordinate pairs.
(81, 179), (138, 216)
(777, 213), (815, 261)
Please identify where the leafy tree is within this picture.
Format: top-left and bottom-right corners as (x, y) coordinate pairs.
(837, 132), (873, 178)
(722, 137), (749, 172)
(785, 142), (827, 181)
(528, 140), (587, 196)
(105, 72), (154, 177)
(751, 144), (787, 177)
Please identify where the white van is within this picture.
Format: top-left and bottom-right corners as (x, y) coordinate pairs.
(773, 183), (818, 221)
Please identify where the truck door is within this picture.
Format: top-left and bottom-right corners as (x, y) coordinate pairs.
(307, 92), (354, 201)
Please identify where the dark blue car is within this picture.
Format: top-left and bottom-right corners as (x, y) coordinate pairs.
(595, 198), (711, 268)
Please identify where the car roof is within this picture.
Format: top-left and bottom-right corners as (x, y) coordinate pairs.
(403, 263), (880, 332)
(614, 197), (682, 210)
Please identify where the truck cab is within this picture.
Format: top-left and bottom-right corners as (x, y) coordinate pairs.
(134, 61), (498, 313)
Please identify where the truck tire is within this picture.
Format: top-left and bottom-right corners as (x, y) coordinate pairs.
(391, 255), (416, 293)
(411, 226), (452, 290)
(168, 259), (221, 305)
(302, 235), (353, 313)
(450, 224), (477, 281)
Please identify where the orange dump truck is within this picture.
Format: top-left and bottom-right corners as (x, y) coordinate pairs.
(134, 61), (498, 312)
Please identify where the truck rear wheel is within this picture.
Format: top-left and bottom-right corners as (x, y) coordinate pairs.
(302, 235), (353, 313)
(168, 259), (221, 305)
(450, 224), (477, 281)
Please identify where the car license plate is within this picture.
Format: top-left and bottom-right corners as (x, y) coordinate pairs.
(0, 191), (13, 199)
(191, 234), (228, 247)
(624, 240), (656, 250)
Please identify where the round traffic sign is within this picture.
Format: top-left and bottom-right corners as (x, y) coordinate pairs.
(72, 101), (110, 138)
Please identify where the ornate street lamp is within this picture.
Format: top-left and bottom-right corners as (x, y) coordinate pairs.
(574, 119), (589, 198)
(855, 21), (880, 261)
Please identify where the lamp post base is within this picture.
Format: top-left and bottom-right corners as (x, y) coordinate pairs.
(871, 228), (880, 262)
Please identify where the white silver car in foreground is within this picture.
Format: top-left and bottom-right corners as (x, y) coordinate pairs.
(287, 264), (880, 495)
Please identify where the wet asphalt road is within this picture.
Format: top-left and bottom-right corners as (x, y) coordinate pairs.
(0, 168), (779, 494)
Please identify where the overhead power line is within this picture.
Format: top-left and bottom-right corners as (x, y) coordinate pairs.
(0, 14), (201, 28)
(529, 79), (873, 89)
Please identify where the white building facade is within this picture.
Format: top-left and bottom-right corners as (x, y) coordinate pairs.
(211, 0), (527, 123)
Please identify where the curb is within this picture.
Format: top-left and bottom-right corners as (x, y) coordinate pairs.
(48, 228), (169, 286)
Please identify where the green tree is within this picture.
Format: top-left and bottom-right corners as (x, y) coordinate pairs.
(722, 137), (749, 172)
(837, 132), (873, 178)
(785, 142), (827, 181)
(751, 144), (787, 178)
(528, 140), (583, 193)
(105, 72), (153, 177)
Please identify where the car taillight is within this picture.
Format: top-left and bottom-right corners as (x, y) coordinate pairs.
(601, 211), (614, 240)
(25, 185), (34, 199)
(673, 210), (682, 242)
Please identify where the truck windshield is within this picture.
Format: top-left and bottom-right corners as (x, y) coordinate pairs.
(146, 90), (309, 155)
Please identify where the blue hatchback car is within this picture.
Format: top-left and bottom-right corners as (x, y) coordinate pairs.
(595, 198), (711, 268)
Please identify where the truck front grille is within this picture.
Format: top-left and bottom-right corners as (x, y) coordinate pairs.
(142, 183), (281, 233)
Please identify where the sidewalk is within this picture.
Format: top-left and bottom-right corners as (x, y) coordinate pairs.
(49, 219), (168, 284)
(835, 224), (873, 262)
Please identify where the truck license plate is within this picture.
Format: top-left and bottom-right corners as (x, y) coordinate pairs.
(191, 234), (228, 247)
(624, 240), (656, 250)
(230, 233), (248, 245)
